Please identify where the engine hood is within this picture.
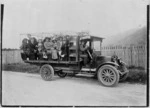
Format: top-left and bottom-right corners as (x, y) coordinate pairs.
(96, 55), (112, 62)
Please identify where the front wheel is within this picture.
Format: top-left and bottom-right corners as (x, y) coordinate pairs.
(40, 64), (54, 81)
(97, 65), (120, 87)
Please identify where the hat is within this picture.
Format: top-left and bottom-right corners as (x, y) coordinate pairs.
(22, 38), (28, 43)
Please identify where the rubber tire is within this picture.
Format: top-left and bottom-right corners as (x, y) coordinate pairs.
(57, 71), (67, 78)
(40, 64), (54, 81)
(97, 65), (120, 87)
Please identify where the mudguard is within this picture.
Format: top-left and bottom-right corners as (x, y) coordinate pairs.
(96, 61), (119, 71)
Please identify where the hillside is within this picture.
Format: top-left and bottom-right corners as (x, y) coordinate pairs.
(103, 26), (147, 46)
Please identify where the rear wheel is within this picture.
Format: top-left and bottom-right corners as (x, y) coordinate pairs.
(40, 64), (54, 81)
(97, 65), (120, 87)
(57, 71), (67, 78)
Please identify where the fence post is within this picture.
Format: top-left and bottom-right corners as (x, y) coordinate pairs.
(137, 46), (139, 67)
(130, 44), (134, 66)
(123, 46), (126, 63)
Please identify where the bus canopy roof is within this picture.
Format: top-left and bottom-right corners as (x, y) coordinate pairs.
(80, 35), (104, 41)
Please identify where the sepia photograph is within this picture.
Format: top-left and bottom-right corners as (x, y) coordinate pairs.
(1, 0), (149, 107)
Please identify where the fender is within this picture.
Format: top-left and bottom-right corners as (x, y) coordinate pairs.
(96, 61), (119, 72)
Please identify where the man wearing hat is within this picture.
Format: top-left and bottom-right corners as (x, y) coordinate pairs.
(80, 40), (91, 66)
(80, 40), (89, 53)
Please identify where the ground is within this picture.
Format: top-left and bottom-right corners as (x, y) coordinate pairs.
(2, 71), (147, 106)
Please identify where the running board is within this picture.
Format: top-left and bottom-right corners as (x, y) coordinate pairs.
(81, 68), (96, 72)
(62, 70), (74, 73)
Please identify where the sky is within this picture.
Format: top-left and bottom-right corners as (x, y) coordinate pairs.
(1, 0), (148, 48)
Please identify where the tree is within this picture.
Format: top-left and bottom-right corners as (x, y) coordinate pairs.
(77, 31), (90, 36)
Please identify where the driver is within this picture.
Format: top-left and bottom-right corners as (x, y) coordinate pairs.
(80, 40), (89, 53)
(80, 40), (93, 57)
(80, 40), (92, 66)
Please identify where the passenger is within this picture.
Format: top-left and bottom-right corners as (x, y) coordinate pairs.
(33, 37), (38, 59)
(60, 39), (69, 61)
(61, 43), (66, 58)
(29, 38), (37, 52)
(28, 37), (37, 60)
(37, 39), (43, 52)
(55, 37), (63, 59)
(20, 38), (30, 60)
(20, 38), (29, 52)
(37, 39), (47, 60)
(44, 37), (52, 60)
(49, 38), (54, 49)
(27, 34), (38, 46)
(51, 39), (58, 60)
(26, 34), (38, 60)
(44, 37), (51, 52)
(33, 37), (38, 47)
(56, 39), (62, 59)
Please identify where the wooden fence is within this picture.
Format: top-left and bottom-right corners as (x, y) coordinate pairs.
(2, 44), (147, 68)
(102, 45), (147, 68)
(2, 50), (24, 64)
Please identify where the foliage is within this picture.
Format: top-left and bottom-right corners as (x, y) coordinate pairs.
(125, 68), (147, 84)
(2, 63), (40, 73)
(103, 26), (146, 46)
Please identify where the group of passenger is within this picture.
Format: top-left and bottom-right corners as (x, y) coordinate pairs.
(20, 34), (93, 66)
(20, 34), (65, 60)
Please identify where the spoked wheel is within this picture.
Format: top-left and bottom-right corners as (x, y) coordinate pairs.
(57, 71), (67, 78)
(97, 65), (120, 87)
(40, 64), (54, 81)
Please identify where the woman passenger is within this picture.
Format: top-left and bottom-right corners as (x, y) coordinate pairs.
(51, 39), (58, 60)
(44, 37), (53, 60)
(20, 38), (30, 60)
(28, 37), (37, 60)
(37, 39), (47, 60)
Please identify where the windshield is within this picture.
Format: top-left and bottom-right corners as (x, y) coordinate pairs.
(93, 41), (101, 51)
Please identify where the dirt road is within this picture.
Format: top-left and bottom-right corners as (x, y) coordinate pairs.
(2, 71), (147, 106)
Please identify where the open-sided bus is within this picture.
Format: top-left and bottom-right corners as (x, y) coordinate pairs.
(20, 34), (129, 87)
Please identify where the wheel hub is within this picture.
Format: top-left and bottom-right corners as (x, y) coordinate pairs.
(105, 73), (111, 77)
(44, 71), (48, 74)
(102, 69), (115, 82)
